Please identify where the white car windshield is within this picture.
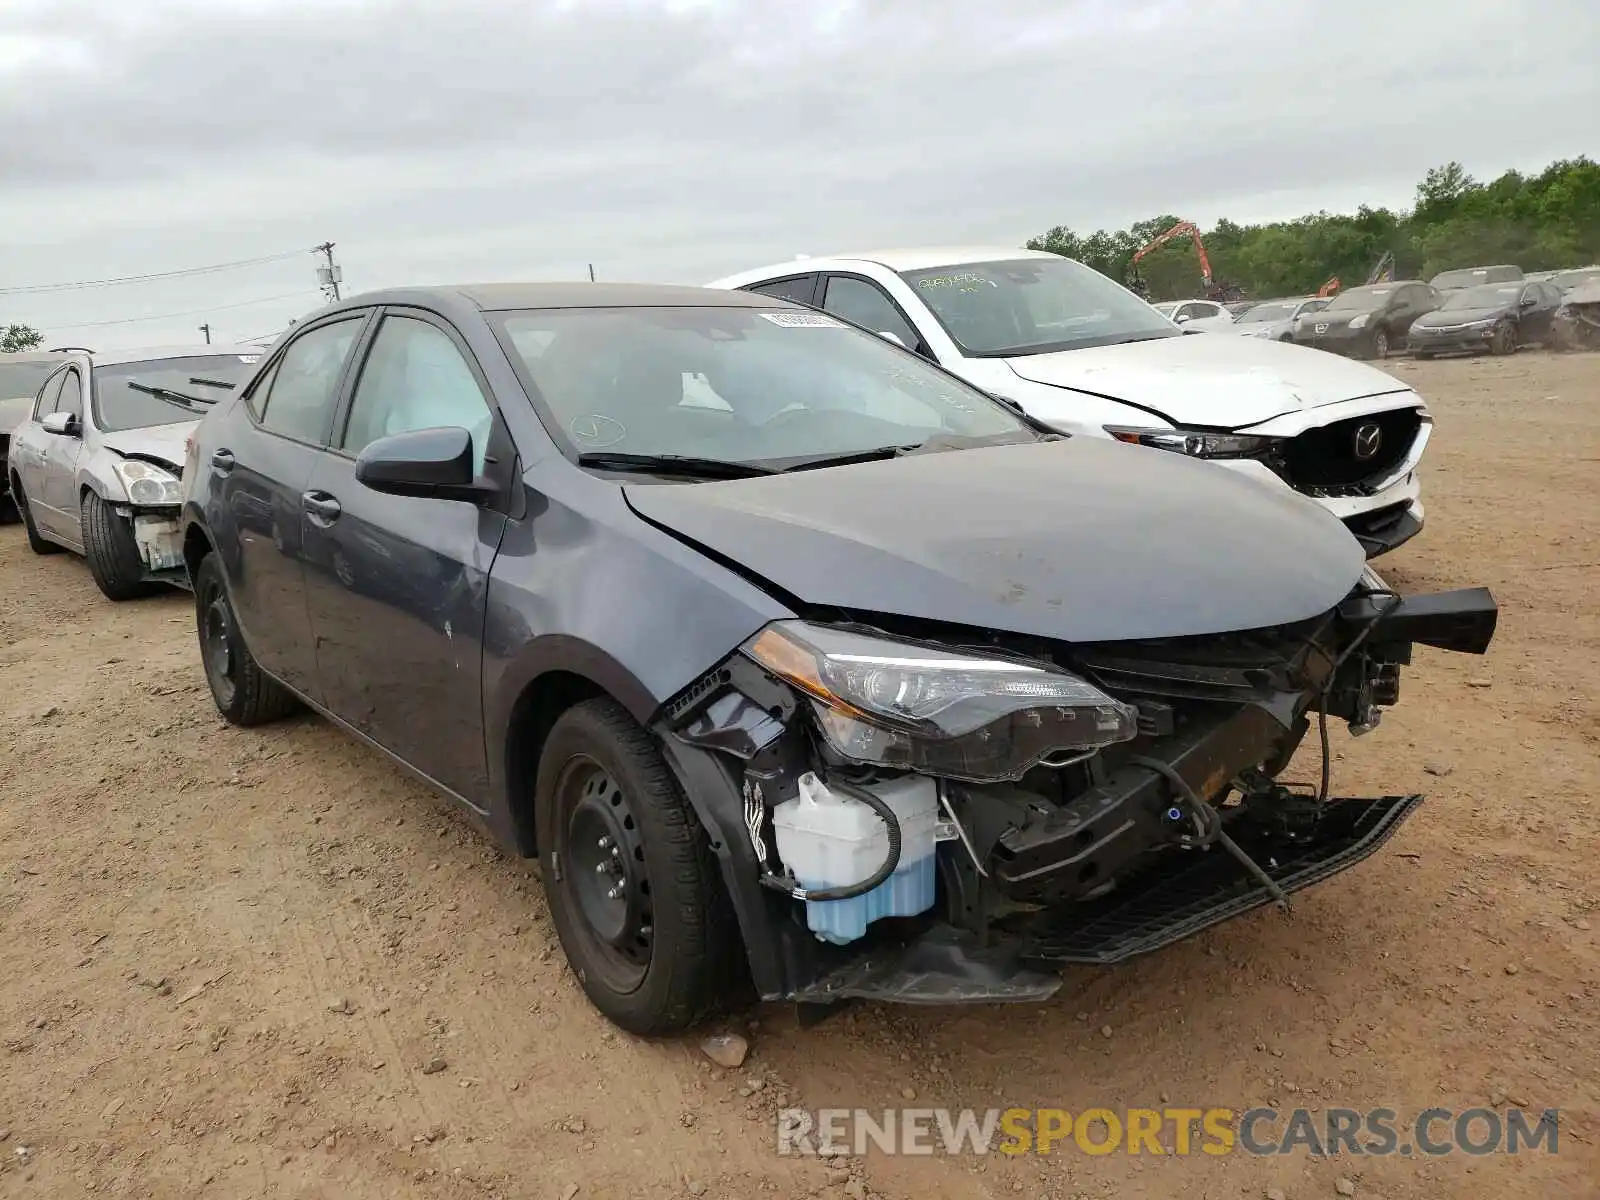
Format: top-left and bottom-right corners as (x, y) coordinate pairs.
(1239, 302), (1299, 323)
(898, 257), (1180, 357)
(92, 354), (262, 431)
(494, 305), (1037, 470)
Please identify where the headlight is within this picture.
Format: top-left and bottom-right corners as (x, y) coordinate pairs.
(742, 621), (1137, 782)
(112, 459), (183, 505)
(1348, 314), (1370, 329)
(1104, 427), (1280, 459)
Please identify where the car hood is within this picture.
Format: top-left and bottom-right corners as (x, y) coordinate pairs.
(1561, 280), (1600, 305)
(1002, 332), (1411, 428)
(1414, 306), (1509, 327)
(624, 439), (1366, 645)
(99, 421), (197, 470)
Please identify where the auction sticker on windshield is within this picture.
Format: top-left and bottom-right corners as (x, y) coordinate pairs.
(758, 312), (844, 328)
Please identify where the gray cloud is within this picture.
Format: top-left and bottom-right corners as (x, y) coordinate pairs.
(2, 0), (1596, 346)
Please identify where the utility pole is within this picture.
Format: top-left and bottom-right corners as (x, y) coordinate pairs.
(198, 323), (211, 344)
(313, 241), (343, 302)
(588, 263), (596, 282)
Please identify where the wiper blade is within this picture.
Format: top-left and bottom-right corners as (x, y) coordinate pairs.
(189, 376), (238, 390)
(575, 451), (778, 479)
(781, 431), (1053, 473)
(127, 381), (220, 411)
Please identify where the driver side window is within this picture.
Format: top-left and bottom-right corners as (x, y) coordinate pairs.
(32, 371), (67, 420)
(821, 276), (923, 353)
(56, 371), (83, 421)
(340, 315), (493, 474)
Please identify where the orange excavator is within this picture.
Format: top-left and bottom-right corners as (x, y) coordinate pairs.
(1314, 252), (1395, 299)
(1127, 221), (1244, 303)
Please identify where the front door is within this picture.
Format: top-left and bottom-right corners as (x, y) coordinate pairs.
(38, 368), (86, 543)
(301, 310), (508, 805)
(215, 314), (369, 700)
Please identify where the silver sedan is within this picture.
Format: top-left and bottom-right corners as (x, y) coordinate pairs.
(8, 344), (264, 599)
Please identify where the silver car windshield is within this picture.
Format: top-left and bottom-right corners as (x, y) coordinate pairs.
(493, 305), (1033, 468)
(92, 353), (262, 432)
(899, 257), (1180, 357)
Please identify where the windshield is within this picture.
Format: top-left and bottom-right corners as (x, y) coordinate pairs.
(1443, 284), (1522, 310)
(91, 352), (262, 432)
(1430, 267), (1513, 290)
(1239, 301), (1300, 323)
(493, 306), (1034, 469)
(1554, 267), (1600, 291)
(0, 359), (59, 403)
(898, 257), (1179, 356)
(1326, 287), (1392, 313)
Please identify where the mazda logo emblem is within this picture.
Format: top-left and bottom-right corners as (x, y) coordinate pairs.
(1353, 423), (1383, 460)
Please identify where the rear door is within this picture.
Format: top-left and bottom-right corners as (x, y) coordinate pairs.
(37, 368), (87, 543)
(1520, 282), (1558, 341)
(13, 369), (66, 515)
(211, 313), (371, 699)
(300, 308), (511, 805)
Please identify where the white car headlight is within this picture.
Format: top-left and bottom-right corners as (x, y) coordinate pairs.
(743, 621), (1137, 782)
(1348, 314), (1370, 330)
(113, 459), (183, 505)
(1104, 426), (1281, 460)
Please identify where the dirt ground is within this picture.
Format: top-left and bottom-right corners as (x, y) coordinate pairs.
(1, 351), (1596, 1200)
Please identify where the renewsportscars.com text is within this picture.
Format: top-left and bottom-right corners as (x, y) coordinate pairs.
(775, 1107), (1561, 1158)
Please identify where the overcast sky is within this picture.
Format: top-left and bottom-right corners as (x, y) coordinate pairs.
(2, 0), (1595, 348)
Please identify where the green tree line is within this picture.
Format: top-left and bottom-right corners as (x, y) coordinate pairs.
(1027, 158), (1600, 301)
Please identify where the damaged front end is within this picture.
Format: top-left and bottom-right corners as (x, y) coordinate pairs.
(1552, 282), (1600, 352)
(656, 570), (1497, 1010)
(108, 458), (189, 585)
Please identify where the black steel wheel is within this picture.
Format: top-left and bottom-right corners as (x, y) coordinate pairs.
(535, 697), (744, 1035)
(193, 553), (299, 726)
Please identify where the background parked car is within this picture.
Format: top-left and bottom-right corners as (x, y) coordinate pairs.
(1407, 280), (1564, 357)
(0, 349), (71, 522)
(1428, 264), (1523, 293)
(707, 249), (1434, 557)
(1291, 282), (1442, 360)
(1150, 299), (1235, 331)
(8, 344), (263, 599)
(1226, 296), (1331, 341)
(1551, 265), (1600, 294)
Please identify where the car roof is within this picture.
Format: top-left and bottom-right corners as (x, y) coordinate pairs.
(84, 343), (264, 367)
(336, 282), (789, 313)
(707, 247), (1060, 286)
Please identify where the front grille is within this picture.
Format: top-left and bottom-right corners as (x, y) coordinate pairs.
(1274, 408), (1421, 489)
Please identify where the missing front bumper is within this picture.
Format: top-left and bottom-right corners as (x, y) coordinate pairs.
(786, 793), (1422, 1004)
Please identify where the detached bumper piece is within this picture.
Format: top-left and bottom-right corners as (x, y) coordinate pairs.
(788, 925), (1064, 1006)
(1019, 792), (1423, 967)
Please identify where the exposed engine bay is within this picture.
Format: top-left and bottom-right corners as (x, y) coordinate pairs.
(1552, 280), (1600, 352)
(660, 570), (1498, 1008)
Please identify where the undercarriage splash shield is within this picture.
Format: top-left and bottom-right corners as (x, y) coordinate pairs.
(788, 926), (1063, 1005)
(1020, 793), (1424, 967)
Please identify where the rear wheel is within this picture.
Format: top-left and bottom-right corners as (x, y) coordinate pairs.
(1489, 321), (1517, 356)
(81, 491), (160, 601)
(193, 553), (299, 726)
(11, 475), (61, 555)
(535, 697), (743, 1035)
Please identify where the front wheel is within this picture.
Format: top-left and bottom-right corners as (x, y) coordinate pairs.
(12, 475), (61, 555)
(193, 553), (299, 726)
(1370, 327), (1391, 359)
(535, 697), (743, 1035)
(81, 491), (160, 600)
(1489, 322), (1517, 356)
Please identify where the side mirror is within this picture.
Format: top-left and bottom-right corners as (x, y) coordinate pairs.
(1174, 313), (1192, 324)
(41, 411), (77, 436)
(876, 330), (907, 348)
(354, 426), (493, 503)
(1520, 295), (1537, 308)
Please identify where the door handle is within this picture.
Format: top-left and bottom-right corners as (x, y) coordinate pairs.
(302, 491), (341, 525)
(211, 448), (236, 473)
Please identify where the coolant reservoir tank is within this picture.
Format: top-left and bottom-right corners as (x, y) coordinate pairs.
(771, 772), (939, 944)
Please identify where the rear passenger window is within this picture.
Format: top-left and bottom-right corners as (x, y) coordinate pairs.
(257, 318), (363, 444)
(746, 277), (817, 306)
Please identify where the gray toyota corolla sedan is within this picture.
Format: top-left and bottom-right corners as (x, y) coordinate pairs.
(178, 283), (1497, 1035)
(9, 344), (265, 598)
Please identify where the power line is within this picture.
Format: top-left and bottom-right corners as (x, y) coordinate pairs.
(47, 290), (322, 331)
(0, 248), (313, 296)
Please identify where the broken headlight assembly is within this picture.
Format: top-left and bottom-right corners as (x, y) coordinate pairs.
(113, 459), (183, 505)
(1105, 427), (1279, 460)
(742, 621), (1137, 783)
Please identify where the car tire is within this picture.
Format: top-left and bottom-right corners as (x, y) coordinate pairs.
(81, 491), (160, 601)
(535, 697), (743, 1036)
(1371, 328), (1391, 359)
(1490, 322), (1516, 356)
(11, 475), (62, 555)
(193, 553), (300, 726)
